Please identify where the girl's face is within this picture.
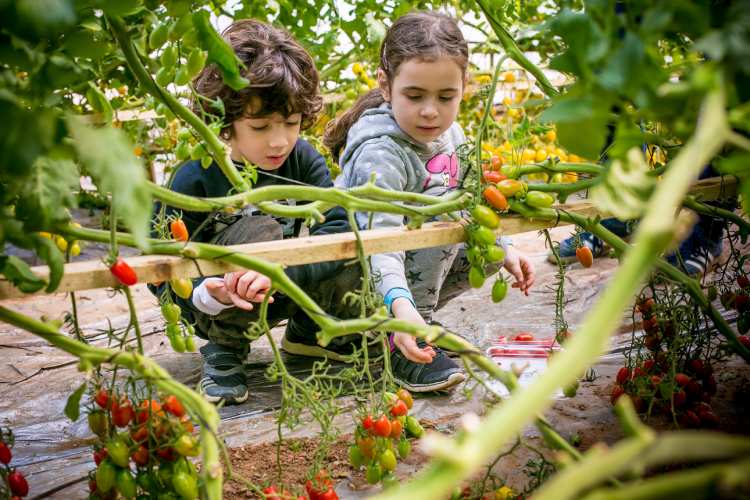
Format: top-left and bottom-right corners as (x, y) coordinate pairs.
(380, 56), (465, 144)
(228, 100), (301, 170)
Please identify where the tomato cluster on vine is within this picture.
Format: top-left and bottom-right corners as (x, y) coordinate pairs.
(349, 389), (423, 487)
(87, 388), (199, 499)
(611, 296), (720, 428)
(0, 428), (29, 499)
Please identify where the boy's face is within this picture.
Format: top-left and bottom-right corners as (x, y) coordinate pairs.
(228, 105), (302, 170)
(380, 56), (465, 144)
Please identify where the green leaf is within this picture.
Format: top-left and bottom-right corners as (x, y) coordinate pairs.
(192, 10), (249, 91)
(95, 0), (142, 17)
(599, 33), (645, 94)
(64, 382), (87, 422)
(717, 152), (750, 175)
(66, 116), (152, 249)
(0, 97), (57, 177)
(741, 178), (750, 218)
(86, 82), (113, 124)
(16, 0), (77, 36)
(539, 96), (596, 123)
(16, 156), (77, 230)
(0, 255), (46, 293)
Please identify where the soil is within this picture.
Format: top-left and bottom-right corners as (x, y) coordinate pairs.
(1, 218), (749, 499)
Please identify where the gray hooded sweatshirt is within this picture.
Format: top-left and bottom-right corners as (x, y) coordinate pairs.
(334, 103), (467, 316)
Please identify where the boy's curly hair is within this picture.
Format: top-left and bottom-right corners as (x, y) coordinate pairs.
(193, 19), (322, 136)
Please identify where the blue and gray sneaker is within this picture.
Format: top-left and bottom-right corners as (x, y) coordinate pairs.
(666, 225), (723, 277)
(199, 343), (249, 405)
(390, 339), (466, 392)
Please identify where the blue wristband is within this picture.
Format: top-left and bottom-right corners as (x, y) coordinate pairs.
(383, 287), (415, 314)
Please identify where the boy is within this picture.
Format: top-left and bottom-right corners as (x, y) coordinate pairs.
(155, 20), (359, 405)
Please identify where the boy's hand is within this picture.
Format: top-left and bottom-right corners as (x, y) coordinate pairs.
(391, 298), (435, 364)
(503, 246), (536, 296)
(206, 270), (275, 311)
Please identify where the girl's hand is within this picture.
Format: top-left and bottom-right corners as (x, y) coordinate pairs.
(391, 297), (436, 363)
(503, 246), (536, 296)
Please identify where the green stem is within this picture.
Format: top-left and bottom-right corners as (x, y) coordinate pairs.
(475, 0), (559, 97)
(123, 286), (144, 354)
(475, 62), (505, 199)
(107, 15), (249, 192)
(683, 196), (750, 235)
(580, 457), (750, 500)
(0, 305), (223, 500)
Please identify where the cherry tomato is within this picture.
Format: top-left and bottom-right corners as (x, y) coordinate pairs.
(110, 258), (137, 286)
(472, 226), (496, 246)
(404, 416), (424, 438)
(93, 448), (108, 466)
(525, 191), (555, 208)
(379, 449), (397, 472)
(390, 400), (408, 417)
(156, 447), (177, 462)
(96, 460), (116, 493)
(263, 486), (281, 500)
(514, 333), (534, 341)
(396, 388), (413, 409)
(0, 442), (11, 464)
(738, 275), (750, 289)
(470, 205), (500, 229)
(163, 395), (186, 418)
(389, 419), (403, 439)
(349, 445), (364, 469)
(179, 415), (194, 434)
(8, 470), (29, 497)
(94, 388), (110, 409)
(112, 398), (135, 428)
(496, 179), (527, 198)
(491, 278), (508, 303)
(170, 278), (193, 299)
(483, 185), (509, 211)
(373, 415), (392, 437)
(161, 303), (182, 324)
(362, 415), (374, 432)
(175, 434), (199, 457)
(116, 468), (137, 499)
(136, 399), (164, 424)
(88, 410), (108, 436)
(469, 266), (485, 289)
(576, 246), (593, 268)
(485, 245), (506, 263)
(106, 438), (130, 468)
(482, 171), (506, 184)
(636, 297), (654, 315)
(366, 462), (382, 484)
(130, 424), (148, 443)
(357, 436), (375, 459)
(616, 367), (631, 385)
(610, 385), (625, 405)
(172, 471), (198, 500)
(563, 380), (579, 398)
(131, 445), (149, 466)
(170, 219), (189, 242)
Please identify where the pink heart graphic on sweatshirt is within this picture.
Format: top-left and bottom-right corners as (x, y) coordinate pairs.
(424, 153), (459, 188)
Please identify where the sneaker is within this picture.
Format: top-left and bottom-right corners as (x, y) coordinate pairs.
(199, 343), (249, 405)
(281, 318), (377, 362)
(666, 225), (723, 277)
(390, 340), (466, 392)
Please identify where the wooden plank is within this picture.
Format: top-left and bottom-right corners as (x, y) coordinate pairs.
(0, 177), (736, 300)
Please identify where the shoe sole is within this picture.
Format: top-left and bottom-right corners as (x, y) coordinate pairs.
(202, 390), (249, 405)
(395, 372), (466, 393)
(281, 336), (353, 363)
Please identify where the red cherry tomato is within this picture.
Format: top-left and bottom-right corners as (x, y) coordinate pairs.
(373, 415), (392, 437)
(163, 395), (186, 418)
(110, 258), (137, 286)
(170, 219), (189, 242)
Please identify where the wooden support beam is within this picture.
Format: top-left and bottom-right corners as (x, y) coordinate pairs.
(0, 177), (737, 300)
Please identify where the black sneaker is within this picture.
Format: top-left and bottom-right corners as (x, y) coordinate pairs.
(390, 340), (466, 392)
(199, 343), (249, 405)
(281, 318), (379, 362)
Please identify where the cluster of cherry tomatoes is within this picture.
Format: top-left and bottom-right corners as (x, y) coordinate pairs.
(350, 389), (423, 487)
(0, 428), (29, 499)
(611, 296), (720, 428)
(261, 469), (337, 500)
(87, 388), (199, 499)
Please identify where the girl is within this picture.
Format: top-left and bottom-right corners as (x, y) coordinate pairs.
(324, 11), (536, 392)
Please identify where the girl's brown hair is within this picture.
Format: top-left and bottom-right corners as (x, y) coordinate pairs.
(323, 11), (468, 160)
(193, 19), (322, 136)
